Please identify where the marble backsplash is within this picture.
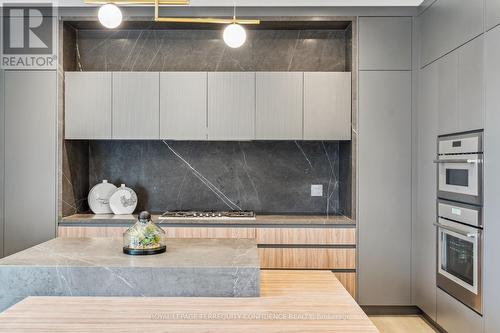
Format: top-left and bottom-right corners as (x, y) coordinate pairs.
(73, 28), (351, 72)
(68, 140), (352, 215)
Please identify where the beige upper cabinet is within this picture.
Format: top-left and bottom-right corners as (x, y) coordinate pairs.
(303, 72), (351, 140)
(160, 72), (207, 140)
(255, 72), (303, 140)
(208, 72), (256, 140)
(64, 71), (352, 141)
(112, 72), (160, 139)
(65, 72), (112, 139)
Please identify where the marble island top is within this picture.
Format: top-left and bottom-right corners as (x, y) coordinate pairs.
(0, 238), (260, 311)
(0, 237), (259, 268)
(60, 213), (355, 227)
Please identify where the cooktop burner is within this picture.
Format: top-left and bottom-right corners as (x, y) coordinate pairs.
(159, 210), (255, 219)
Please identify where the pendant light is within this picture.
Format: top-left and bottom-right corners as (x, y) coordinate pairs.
(98, 3), (123, 29)
(223, 4), (246, 48)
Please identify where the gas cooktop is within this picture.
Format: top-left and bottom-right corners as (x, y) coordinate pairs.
(158, 210), (256, 220)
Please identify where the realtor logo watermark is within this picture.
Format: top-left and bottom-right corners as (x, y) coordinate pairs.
(1, 3), (57, 69)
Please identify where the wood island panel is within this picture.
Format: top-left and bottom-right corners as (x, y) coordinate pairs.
(0, 270), (378, 333)
(256, 227), (356, 245)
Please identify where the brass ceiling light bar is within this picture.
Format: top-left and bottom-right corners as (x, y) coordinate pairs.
(153, 0), (260, 25)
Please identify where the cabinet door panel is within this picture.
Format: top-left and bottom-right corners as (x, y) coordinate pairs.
(358, 71), (411, 305)
(458, 36), (484, 132)
(255, 72), (303, 140)
(304, 72), (351, 140)
(359, 17), (412, 71)
(208, 72), (255, 140)
(112, 72), (159, 139)
(437, 288), (483, 333)
(486, 0), (500, 30)
(5, 71), (57, 255)
(414, 62), (439, 320)
(484, 26), (500, 333)
(163, 227), (255, 239)
(259, 248), (355, 270)
(437, 52), (459, 135)
(160, 72), (207, 140)
(256, 228), (355, 245)
(65, 72), (112, 139)
(420, 0), (484, 66)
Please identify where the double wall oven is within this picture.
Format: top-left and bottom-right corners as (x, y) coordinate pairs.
(434, 131), (483, 314)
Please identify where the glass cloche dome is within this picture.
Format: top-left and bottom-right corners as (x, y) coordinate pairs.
(123, 211), (166, 255)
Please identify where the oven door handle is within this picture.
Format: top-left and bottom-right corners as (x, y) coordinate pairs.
(433, 158), (482, 164)
(434, 222), (478, 238)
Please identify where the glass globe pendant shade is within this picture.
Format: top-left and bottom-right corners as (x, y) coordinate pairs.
(223, 23), (246, 48)
(98, 4), (123, 29)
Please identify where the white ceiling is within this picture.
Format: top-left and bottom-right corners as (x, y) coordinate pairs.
(0, 0), (425, 7)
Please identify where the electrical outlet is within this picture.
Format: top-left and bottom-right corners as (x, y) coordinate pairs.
(310, 184), (323, 197)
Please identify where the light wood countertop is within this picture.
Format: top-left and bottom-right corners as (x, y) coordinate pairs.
(0, 270), (378, 333)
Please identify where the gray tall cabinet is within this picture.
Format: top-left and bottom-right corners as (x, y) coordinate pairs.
(358, 16), (413, 305)
(484, 24), (500, 333)
(3, 71), (57, 256)
(0, 70), (4, 258)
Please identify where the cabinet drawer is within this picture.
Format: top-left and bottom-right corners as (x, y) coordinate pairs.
(164, 227), (256, 239)
(334, 272), (356, 298)
(259, 248), (356, 269)
(256, 227), (355, 245)
(58, 226), (126, 238)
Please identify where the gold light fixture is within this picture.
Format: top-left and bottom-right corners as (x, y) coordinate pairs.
(85, 0), (260, 25)
(153, 0), (260, 25)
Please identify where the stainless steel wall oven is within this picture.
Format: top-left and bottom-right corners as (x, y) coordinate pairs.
(435, 199), (483, 314)
(435, 131), (483, 206)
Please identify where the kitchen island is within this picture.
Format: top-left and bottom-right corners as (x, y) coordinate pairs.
(0, 270), (379, 333)
(0, 237), (260, 311)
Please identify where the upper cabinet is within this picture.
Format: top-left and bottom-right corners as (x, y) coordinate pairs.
(65, 72), (112, 139)
(435, 37), (484, 135)
(359, 17), (412, 71)
(65, 71), (351, 141)
(112, 72), (160, 139)
(160, 72), (207, 140)
(207, 72), (255, 140)
(457, 36), (484, 132)
(486, 0), (500, 31)
(436, 52), (459, 135)
(255, 72), (303, 140)
(419, 0), (484, 67)
(304, 72), (351, 140)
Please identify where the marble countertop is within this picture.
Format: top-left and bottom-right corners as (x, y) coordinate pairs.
(59, 213), (355, 227)
(0, 238), (260, 310)
(0, 237), (259, 268)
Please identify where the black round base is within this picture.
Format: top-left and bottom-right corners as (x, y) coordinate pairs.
(123, 245), (166, 255)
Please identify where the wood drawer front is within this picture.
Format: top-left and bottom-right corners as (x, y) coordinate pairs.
(256, 227), (355, 245)
(58, 226), (126, 238)
(259, 248), (356, 270)
(164, 227), (256, 239)
(334, 272), (356, 298)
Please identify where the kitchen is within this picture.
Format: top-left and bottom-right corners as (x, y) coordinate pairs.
(0, 0), (499, 332)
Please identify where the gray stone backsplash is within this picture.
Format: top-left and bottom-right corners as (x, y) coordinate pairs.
(74, 28), (350, 72)
(76, 140), (351, 215)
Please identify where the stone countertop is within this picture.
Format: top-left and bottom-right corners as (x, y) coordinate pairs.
(59, 214), (355, 227)
(0, 238), (260, 311)
(0, 237), (259, 268)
